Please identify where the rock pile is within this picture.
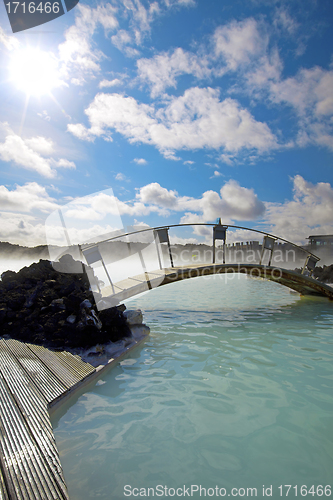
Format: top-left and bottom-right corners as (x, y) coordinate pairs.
(294, 264), (333, 283)
(312, 264), (333, 283)
(0, 256), (132, 348)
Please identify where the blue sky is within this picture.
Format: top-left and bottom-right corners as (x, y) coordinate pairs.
(0, 0), (333, 247)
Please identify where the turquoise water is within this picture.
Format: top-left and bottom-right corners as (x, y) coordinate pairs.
(52, 275), (333, 500)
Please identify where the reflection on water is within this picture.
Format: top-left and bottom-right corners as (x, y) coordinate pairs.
(52, 275), (333, 500)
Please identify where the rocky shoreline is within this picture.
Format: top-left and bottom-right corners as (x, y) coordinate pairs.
(0, 257), (148, 350)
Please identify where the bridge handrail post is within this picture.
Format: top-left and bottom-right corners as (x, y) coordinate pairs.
(213, 222), (227, 264)
(154, 228), (174, 268)
(259, 235), (276, 266)
(301, 254), (320, 277)
(153, 231), (163, 270)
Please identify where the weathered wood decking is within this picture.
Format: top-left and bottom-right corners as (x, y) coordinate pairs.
(0, 338), (96, 500)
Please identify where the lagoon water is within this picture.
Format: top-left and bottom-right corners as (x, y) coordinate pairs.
(52, 275), (333, 500)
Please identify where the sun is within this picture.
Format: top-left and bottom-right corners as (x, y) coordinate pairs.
(9, 47), (61, 96)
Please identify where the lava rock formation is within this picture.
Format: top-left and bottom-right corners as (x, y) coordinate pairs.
(0, 256), (131, 348)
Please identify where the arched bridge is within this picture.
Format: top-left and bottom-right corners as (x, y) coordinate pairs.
(78, 224), (333, 307)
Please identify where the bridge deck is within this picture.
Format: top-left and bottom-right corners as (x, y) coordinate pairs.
(0, 339), (96, 500)
(101, 264), (333, 303)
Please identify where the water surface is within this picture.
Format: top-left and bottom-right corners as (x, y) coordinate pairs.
(52, 275), (333, 499)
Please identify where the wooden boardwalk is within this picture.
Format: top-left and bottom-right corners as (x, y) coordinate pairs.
(101, 263), (333, 304)
(0, 338), (96, 500)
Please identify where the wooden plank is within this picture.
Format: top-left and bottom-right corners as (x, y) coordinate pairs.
(0, 339), (98, 499)
(27, 345), (82, 388)
(0, 343), (68, 498)
(0, 341), (52, 427)
(0, 376), (68, 500)
(0, 463), (10, 500)
(4, 340), (67, 404)
(53, 351), (95, 379)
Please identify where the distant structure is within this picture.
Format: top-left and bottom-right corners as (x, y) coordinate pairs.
(306, 234), (333, 263)
(307, 235), (333, 247)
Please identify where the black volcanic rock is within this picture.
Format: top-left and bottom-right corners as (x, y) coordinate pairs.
(0, 256), (130, 348)
(312, 264), (333, 283)
(294, 264), (333, 283)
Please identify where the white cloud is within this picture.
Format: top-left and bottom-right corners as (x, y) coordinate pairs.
(115, 172), (126, 181)
(163, 0), (195, 6)
(24, 136), (54, 155)
(58, 4), (118, 80)
(65, 191), (154, 220)
(270, 67), (333, 117)
(0, 180), (265, 246)
(133, 158), (147, 165)
(268, 67), (333, 150)
(213, 18), (267, 70)
(0, 133), (56, 178)
(240, 38), (333, 151)
(71, 77), (86, 86)
(211, 171), (223, 178)
(67, 123), (96, 142)
(114, 0), (160, 46)
(68, 87), (278, 158)
(137, 47), (210, 97)
(99, 78), (122, 88)
(135, 18), (268, 97)
(138, 183), (178, 208)
(55, 159), (76, 169)
(0, 212), (123, 247)
(111, 30), (140, 57)
(0, 212), (48, 246)
(263, 175), (333, 244)
(245, 49), (282, 93)
(273, 7), (299, 35)
(136, 180), (265, 221)
(0, 123), (76, 178)
(0, 183), (59, 213)
(58, 0), (195, 71)
(55, 0), (197, 85)
(219, 153), (235, 166)
(52, 179), (264, 227)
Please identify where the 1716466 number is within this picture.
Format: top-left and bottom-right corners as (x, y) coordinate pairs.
(278, 485), (331, 496)
(5, 2), (60, 14)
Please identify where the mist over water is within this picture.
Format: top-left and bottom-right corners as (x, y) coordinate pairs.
(52, 276), (333, 500)
(0, 257), (40, 276)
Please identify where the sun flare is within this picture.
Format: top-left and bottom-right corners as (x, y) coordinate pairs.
(9, 47), (61, 96)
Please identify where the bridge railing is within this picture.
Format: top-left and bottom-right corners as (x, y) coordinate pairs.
(79, 224), (320, 295)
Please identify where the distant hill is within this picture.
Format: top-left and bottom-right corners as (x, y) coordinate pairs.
(0, 241), (50, 259)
